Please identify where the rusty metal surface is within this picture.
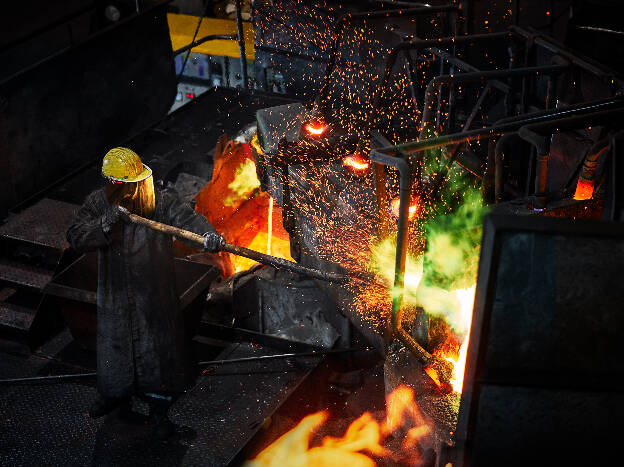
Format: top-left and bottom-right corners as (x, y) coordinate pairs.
(0, 198), (79, 250)
(0, 258), (54, 290)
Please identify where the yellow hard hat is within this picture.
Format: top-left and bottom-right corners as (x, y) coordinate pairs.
(101, 147), (152, 182)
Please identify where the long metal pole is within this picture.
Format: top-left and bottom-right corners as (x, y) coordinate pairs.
(121, 210), (382, 285)
(0, 349), (367, 384)
(234, 0), (249, 90)
(197, 347), (365, 366)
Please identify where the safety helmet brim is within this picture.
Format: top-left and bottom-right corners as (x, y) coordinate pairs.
(102, 163), (152, 183)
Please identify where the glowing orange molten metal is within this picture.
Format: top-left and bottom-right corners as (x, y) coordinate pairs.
(246, 385), (432, 467)
(573, 178), (595, 200)
(342, 153), (370, 172)
(389, 196), (421, 220)
(304, 120), (328, 136)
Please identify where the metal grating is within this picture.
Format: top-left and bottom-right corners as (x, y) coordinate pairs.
(0, 258), (54, 290)
(0, 198), (79, 251)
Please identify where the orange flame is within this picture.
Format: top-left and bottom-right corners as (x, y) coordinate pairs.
(246, 385), (432, 467)
(342, 153), (370, 172)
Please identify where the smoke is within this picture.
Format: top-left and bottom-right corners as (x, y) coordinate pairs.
(368, 163), (487, 334)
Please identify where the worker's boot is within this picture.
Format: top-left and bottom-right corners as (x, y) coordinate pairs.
(88, 394), (130, 419)
(147, 394), (174, 440)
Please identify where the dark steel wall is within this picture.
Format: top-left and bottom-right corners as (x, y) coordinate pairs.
(0, 3), (177, 217)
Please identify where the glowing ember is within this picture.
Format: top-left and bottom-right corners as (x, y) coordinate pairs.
(389, 196), (421, 220)
(304, 120), (328, 136)
(246, 385), (432, 467)
(342, 153), (370, 172)
(573, 178), (595, 200)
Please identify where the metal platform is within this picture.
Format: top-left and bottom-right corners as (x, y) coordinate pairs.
(0, 329), (318, 466)
(0, 198), (78, 250)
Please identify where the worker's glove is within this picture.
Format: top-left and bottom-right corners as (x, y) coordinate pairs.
(101, 205), (130, 234)
(101, 206), (122, 234)
(203, 232), (224, 253)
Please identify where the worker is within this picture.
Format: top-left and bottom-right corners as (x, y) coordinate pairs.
(66, 147), (223, 439)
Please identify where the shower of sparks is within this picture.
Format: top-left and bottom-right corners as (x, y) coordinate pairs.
(252, 0), (499, 394)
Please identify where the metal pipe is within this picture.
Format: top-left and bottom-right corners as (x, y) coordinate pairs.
(369, 151), (412, 336)
(518, 108), (624, 208)
(577, 137), (613, 187)
(494, 133), (524, 203)
(369, 148), (454, 393)
(197, 347), (365, 366)
(419, 64), (568, 135)
(0, 372), (97, 384)
(318, 4), (460, 110)
(365, 32), (512, 136)
(428, 83), (493, 198)
(374, 97), (624, 157)
(0, 349), (368, 384)
(234, 0), (249, 90)
(509, 26), (624, 89)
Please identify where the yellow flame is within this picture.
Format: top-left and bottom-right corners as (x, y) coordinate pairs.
(245, 385), (432, 467)
(225, 159), (261, 207)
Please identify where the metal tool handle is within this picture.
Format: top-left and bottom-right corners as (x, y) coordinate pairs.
(120, 208), (350, 284)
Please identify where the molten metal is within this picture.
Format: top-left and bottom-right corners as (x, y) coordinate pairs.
(304, 120), (328, 136)
(573, 178), (595, 200)
(389, 196), (421, 220)
(342, 153), (370, 172)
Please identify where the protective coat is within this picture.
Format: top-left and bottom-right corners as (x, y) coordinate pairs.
(67, 188), (215, 398)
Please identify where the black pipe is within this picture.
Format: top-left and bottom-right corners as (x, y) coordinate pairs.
(428, 83), (494, 198)
(419, 64), (568, 134)
(374, 97), (624, 157)
(318, 4), (460, 110)
(368, 150), (412, 335)
(0, 349), (368, 384)
(577, 137), (613, 189)
(365, 32), (512, 138)
(509, 26), (624, 89)
(518, 108), (624, 208)
(494, 133), (524, 202)
(234, 0), (249, 90)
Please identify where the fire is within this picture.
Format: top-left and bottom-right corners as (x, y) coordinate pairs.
(246, 385), (432, 467)
(342, 153), (370, 172)
(389, 196), (421, 220)
(442, 285), (476, 393)
(194, 136), (292, 276)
